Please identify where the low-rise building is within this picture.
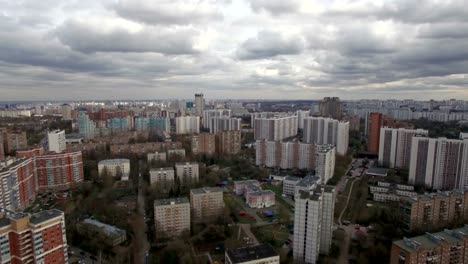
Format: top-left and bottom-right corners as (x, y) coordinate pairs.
(110, 142), (182, 155)
(154, 197), (191, 239)
(369, 181), (417, 203)
(98, 159), (131, 181)
(190, 187), (224, 223)
(283, 176), (300, 197)
(167, 148), (186, 159)
(234, 180), (276, 208)
(225, 244), (279, 264)
(77, 218), (127, 247)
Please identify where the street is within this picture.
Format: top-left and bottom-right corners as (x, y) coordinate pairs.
(131, 169), (150, 264)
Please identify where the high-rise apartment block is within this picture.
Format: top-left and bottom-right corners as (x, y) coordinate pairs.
(378, 127), (429, 169)
(0, 158), (36, 211)
(319, 97), (342, 120)
(61, 103), (72, 120)
(203, 109), (231, 128)
(366, 112), (383, 154)
(190, 187), (224, 223)
(78, 111), (96, 139)
(409, 136), (468, 190)
(0, 209), (68, 264)
(0, 134), (4, 160)
(149, 168), (175, 191)
(256, 140), (317, 170)
(316, 145), (336, 184)
(225, 244), (280, 264)
(296, 110), (310, 130)
(303, 117), (349, 155)
(252, 113), (298, 141)
(154, 197), (191, 239)
(208, 117), (241, 134)
(218, 130), (241, 155)
(34, 151), (84, 191)
(134, 117), (170, 133)
(390, 227), (468, 264)
(192, 133), (216, 156)
(400, 190), (468, 233)
(175, 162), (199, 188)
(176, 116), (200, 134)
(47, 130), (66, 153)
(3, 130), (27, 154)
(195, 93), (205, 116)
(293, 184), (336, 264)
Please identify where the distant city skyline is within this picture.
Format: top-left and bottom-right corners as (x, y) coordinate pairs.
(1, 0), (468, 100)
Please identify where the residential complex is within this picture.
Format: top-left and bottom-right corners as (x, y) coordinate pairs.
(218, 130), (241, 155)
(175, 162), (200, 188)
(255, 140), (317, 170)
(192, 133), (216, 156)
(34, 151), (84, 190)
(154, 197), (191, 239)
(225, 244), (280, 264)
(0, 209), (68, 263)
(0, 158), (36, 211)
(134, 117), (170, 133)
(252, 113), (298, 141)
(149, 168), (175, 190)
(293, 183), (336, 264)
(303, 117), (349, 155)
(203, 109), (231, 128)
(400, 190), (468, 233)
(391, 226), (468, 264)
(369, 181), (417, 203)
(190, 187), (224, 223)
(234, 180), (275, 208)
(61, 103), (72, 120)
(208, 117), (241, 134)
(109, 142), (182, 155)
(47, 130), (66, 153)
(195, 93), (205, 116)
(378, 127), (429, 169)
(2, 130), (27, 154)
(147, 152), (167, 162)
(409, 136), (468, 190)
(176, 116), (200, 134)
(319, 97), (342, 120)
(315, 145), (336, 184)
(296, 110), (310, 130)
(98, 159), (131, 181)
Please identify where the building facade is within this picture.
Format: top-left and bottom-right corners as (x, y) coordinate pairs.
(34, 151), (84, 190)
(47, 130), (66, 153)
(256, 140), (317, 170)
(253, 114), (298, 141)
(319, 97), (342, 120)
(0, 209), (68, 264)
(315, 145), (336, 184)
(234, 180), (276, 208)
(225, 244), (279, 264)
(175, 162), (200, 188)
(98, 159), (131, 181)
(378, 127), (429, 169)
(195, 93), (205, 116)
(149, 168), (175, 190)
(203, 109), (231, 128)
(0, 158), (36, 211)
(303, 117), (349, 155)
(3, 131), (27, 154)
(154, 197), (191, 239)
(218, 130), (241, 155)
(208, 117), (241, 134)
(190, 187), (224, 223)
(192, 133), (216, 156)
(176, 116), (200, 134)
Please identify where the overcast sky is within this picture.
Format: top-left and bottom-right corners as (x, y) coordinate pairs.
(1, 0), (468, 100)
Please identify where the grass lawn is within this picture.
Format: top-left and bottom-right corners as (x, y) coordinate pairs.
(252, 224), (290, 248)
(262, 183), (293, 211)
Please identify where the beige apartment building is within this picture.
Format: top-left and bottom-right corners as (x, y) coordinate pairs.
(218, 130), (241, 155)
(190, 187), (224, 223)
(154, 197), (191, 239)
(192, 133), (216, 156)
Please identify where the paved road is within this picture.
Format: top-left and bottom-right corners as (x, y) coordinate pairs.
(133, 171), (150, 264)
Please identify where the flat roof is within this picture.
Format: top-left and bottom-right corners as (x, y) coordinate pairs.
(284, 176), (300, 182)
(394, 226), (468, 253)
(191, 187), (223, 194)
(150, 167), (174, 171)
(226, 244), (278, 263)
(366, 167), (388, 176)
(154, 197), (189, 206)
(29, 209), (63, 225)
(82, 218), (126, 237)
(98, 159), (130, 164)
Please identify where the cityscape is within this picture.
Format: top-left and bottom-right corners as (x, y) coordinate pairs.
(2, 1), (468, 264)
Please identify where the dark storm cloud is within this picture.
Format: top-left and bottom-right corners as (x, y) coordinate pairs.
(56, 20), (199, 54)
(113, 0), (223, 25)
(236, 30), (304, 60)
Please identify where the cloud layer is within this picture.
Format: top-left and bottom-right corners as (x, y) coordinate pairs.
(1, 0), (468, 100)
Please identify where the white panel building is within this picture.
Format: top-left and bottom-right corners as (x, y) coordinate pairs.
(176, 116), (200, 134)
(303, 117), (349, 155)
(48, 130), (66, 153)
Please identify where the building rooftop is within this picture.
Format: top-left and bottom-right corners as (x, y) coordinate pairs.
(296, 175), (321, 188)
(98, 159), (130, 165)
(366, 167), (388, 177)
(191, 187), (223, 195)
(284, 176), (300, 182)
(394, 226), (468, 253)
(29, 209), (63, 225)
(82, 218), (126, 238)
(226, 244), (278, 263)
(154, 197), (190, 206)
(150, 167), (174, 171)
(175, 162), (199, 165)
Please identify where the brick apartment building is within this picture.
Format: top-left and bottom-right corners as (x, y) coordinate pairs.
(190, 187), (224, 223)
(0, 158), (36, 211)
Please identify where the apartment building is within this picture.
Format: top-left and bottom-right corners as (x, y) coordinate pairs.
(149, 168), (175, 190)
(134, 117), (170, 133)
(34, 151), (84, 191)
(316, 145), (336, 184)
(252, 114), (298, 141)
(208, 117), (241, 134)
(47, 130), (66, 154)
(176, 116), (200, 134)
(0, 158), (36, 211)
(3, 130), (27, 154)
(192, 133), (216, 156)
(109, 142), (182, 155)
(147, 152), (167, 162)
(190, 187), (224, 223)
(283, 176), (301, 197)
(0, 134), (4, 160)
(319, 97), (342, 120)
(154, 197), (191, 239)
(202, 109), (231, 128)
(0, 209), (68, 264)
(409, 136), (468, 190)
(218, 130), (241, 155)
(378, 127), (428, 169)
(303, 117), (349, 155)
(98, 159), (130, 181)
(195, 93), (205, 116)
(167, 149), (186, 159)
(225, 244), (279, 264)
(61, 104), (72, 120)
(296, 110), (310, 130)
(400, 190), (468, 233)
(390, 227), (468, 264)
(293, 184), (336, 263)
(256, 140), (317, 170)
(175, 162), (199, 188)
